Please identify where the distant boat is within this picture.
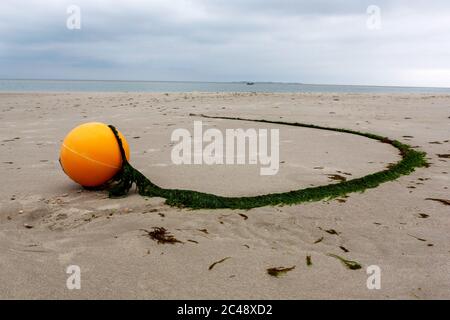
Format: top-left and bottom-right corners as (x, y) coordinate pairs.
(246, 82), (255, 85)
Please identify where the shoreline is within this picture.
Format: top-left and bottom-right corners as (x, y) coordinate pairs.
(2, 91), (450, 96)
(2, 78), (450, 90)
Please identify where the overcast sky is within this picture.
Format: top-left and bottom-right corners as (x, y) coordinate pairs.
(1, 0), (450, 87)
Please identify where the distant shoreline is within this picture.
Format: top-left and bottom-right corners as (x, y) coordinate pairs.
(1, 78), (450, 90)
(1, 79), (450, 94)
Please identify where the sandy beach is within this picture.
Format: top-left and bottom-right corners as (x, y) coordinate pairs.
(0, 92), (449, 299)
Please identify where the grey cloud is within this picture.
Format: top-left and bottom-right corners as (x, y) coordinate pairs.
(0, 0), (450, 86)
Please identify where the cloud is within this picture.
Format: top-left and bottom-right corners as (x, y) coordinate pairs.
(1, 0), (450, 87)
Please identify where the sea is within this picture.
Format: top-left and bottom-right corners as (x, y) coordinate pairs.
(1, 79), (449, 94)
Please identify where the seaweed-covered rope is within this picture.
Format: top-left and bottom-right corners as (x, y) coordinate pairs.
(106, 115), (427, 210)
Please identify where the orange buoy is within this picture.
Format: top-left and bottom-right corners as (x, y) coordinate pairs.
(60, 122), (130, 187)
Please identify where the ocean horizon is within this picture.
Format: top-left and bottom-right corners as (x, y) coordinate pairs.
(1, 79), (450, 94)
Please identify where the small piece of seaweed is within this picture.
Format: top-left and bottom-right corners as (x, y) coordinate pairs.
(306, 255), (312, 266)
(140, 227), (182, 244)
(325, 229), (341, 235)
(327, 174), (347, 182)
(425, 198), (450, 206)
(327, 253), (362, 270)
(267, 266), (296, 277)
(209, 257), (231, 270)
(407, 234), (427, 242)
(238, 213), (249, 220)
(314, 237), (324, 244)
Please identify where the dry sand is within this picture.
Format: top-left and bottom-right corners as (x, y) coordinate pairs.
(0, 92), (449, 299)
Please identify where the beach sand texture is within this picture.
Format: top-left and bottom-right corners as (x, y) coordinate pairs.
(0, 92), (449, 299)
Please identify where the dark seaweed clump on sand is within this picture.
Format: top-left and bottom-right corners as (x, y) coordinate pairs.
(140, 227), (182, 244)
(267, 266), (296, 277)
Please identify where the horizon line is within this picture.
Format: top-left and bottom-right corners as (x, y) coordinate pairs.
(1, 78), (449, 90)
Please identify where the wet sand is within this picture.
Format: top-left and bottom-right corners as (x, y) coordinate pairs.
(0, 92), (449, 299)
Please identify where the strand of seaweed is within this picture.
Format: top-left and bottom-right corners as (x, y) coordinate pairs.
(106, 114), (428, 210)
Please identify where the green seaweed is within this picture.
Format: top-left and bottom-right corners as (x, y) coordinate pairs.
(327, 253), (362, 270)
(106, 114), (428, 210)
